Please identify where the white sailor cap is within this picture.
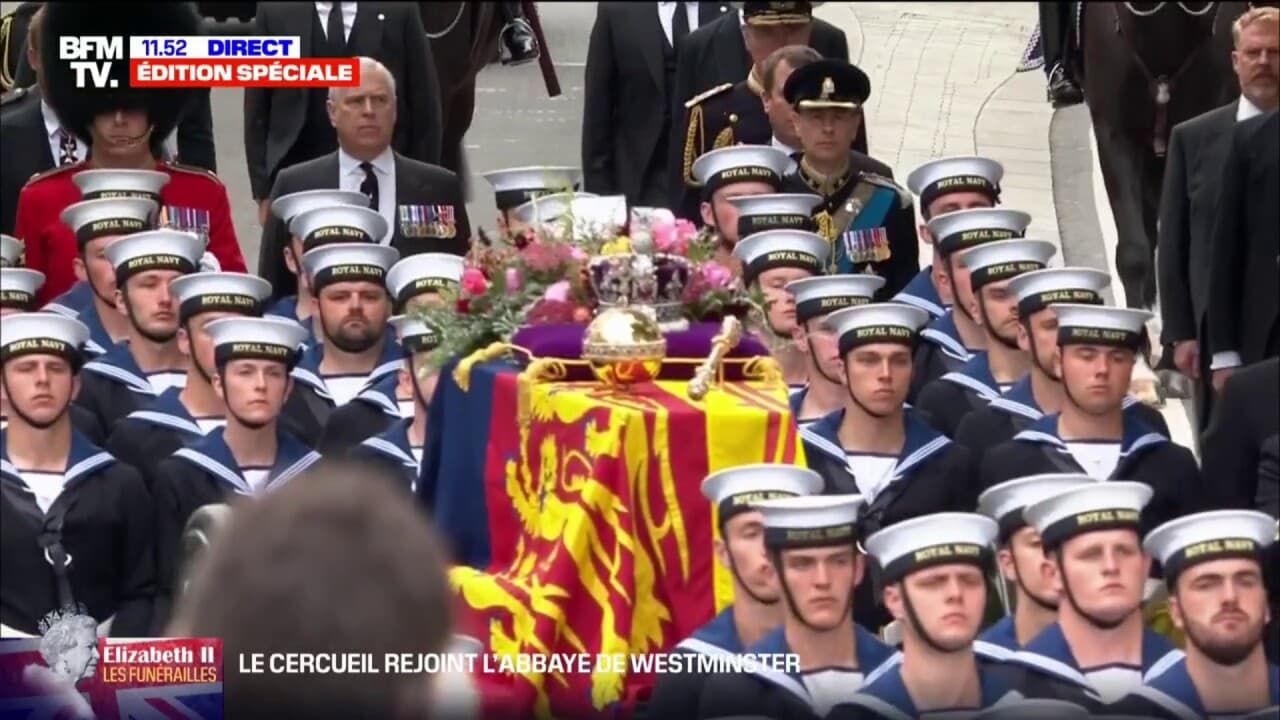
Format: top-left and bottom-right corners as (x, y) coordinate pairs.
(0, 268), (46, 311)
(59, 197), (159, 249)
(1143, 509), (1276, 581)
(925, 208), (1031, 257)
(977, 474), (1099, 544)
(481, 166), (582, 211)
(72, 168), (169, 201)
(756, 494), (865, 550)
(271, 189), (370, 225)
(961, 238), (1058, 291)
(289, 205), (389, 251)
(103, 229), (204, 284)
(971, 698), (1092, 720)
(732, 229), (829, 285)
(864, 512), (998, 584)
(905, 156), (1004, 208)
(205, 316), (309, 369)
(169, 272), (272, 323)
(389, 314), (441, 354)
(302, 242), (399, 293)
(1007, 267), (1110, 316)
(0, 234), (21, 267)
(786, 274), (885, 324)
(1024, 481), (1153, 549)
(510, 192), (601, 227)
(727, 194), (822, 237)
(0, 312), (90, 366)
(700, 464), (824, 523)
(690, 145), (790, 195)
(823, 302), (930, 356)
(1053, 303), (1153, 351)
(386, 253), (466, 310)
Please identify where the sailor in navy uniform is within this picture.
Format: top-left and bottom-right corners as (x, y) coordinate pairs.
(74, 229), (204, 440)
(0, 233), (21, 267)
(1113, 510), (1280, 718)
(696, 494), (899, 720)
(691, 146), (792, 268)
(954, 267), (1169, 461)
(897, 156), (1008, 321)
(479, 166), (582, 241)
(992, 481), (1182, 709)
(837, 513), (1023, 719)
(150, 316), (319, 631)
(646, 464), (823, 719)
(915, 239), (1058, 436)
(733, 229), (831, 391)
(283, 242), (403, 446)
(785, 274), (885, 430)
(262, 190), (371, 334)
(319, 253), (464, 454)
(104, 272), (272, 491)
(0, 313), (153, 637)
(0, 266), (42, 314)
(908, 208), (1033, 403)
(976, 474), (1097, 652)
(979, 305), (1200, 536)
(778, 60), (918, 297)
(728, 194), (823, 242)
(53, 196), (160, 354)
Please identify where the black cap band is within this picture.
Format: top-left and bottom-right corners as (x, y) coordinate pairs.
(395, 277), (459, 311)
(303, 225), (375, 251)
(496, 188), (565, 211)
(116, 254), (197, 286)
(1040, 507), (1141, 549)
(920, 176), (1000, 212)
(76, 217), (150, 249)
(1058, 325), (1144, 351)
(796, 295), (871, 324)
(745, 250), (821, 285)
(402, 332), (441, 355)
(311, 264), (388, 293)
(0, 289), (36, 311)
(702, 166), (782, 197)
(737, 212), (817, 238)
(81, 189), (161, 204)
(179, 293), (264, 324)
(214, 342), (301, 369)
(765, 522), (856, 550)
(937, 227), (1021, 256)
(1, 337), (82, 368)
(1164, 538), (1262, 582)
(970, 261), (1048, 291)
(838, 325), (916, 357)
(1017, 289), (1104, 317)
(880, 542), (991, 585)
(717, 490), (800, 526)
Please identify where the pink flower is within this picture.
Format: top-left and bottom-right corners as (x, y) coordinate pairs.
(505, 267), (522, 293)
(461, 267), (489, 296)
(674, 218), (699, 243)
(701, 262), (733, 289)
(544, 280), (571, 303)
(569, 246), (588, 262)
(652, 215), (678, 253)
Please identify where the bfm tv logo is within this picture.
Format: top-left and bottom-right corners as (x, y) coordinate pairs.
(59, 36), (124, 88)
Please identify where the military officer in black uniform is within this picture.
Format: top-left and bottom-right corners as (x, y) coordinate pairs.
(0, 312), (153, 637)
(779, 60), (918, 298)
(915, 239), (1057, 436)
(979, 304), (1200, 536)
(646, 464), (823, 719)
(690, 145), (793, 267)
(104, 271), (272, 491)
(695, 494), (898, 719)
(151, 316), (318, 631)
(480, 166), (582, 242)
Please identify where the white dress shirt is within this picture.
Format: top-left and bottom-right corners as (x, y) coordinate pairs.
(338, 146), (396, 244)
(41, 100), (86, 166)
(657, 2), (701, 46)
(315, 1), (356, 43)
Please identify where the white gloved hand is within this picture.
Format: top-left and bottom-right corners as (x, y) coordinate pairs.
(199, 251), (221, 272)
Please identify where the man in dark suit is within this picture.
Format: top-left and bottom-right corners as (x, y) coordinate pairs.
(245, 2), (443, 226)
(581, 2), (730, 206)
(258, 57), (470, 303)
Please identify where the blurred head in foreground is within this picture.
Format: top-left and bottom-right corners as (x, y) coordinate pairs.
(168, 462), (466, 719)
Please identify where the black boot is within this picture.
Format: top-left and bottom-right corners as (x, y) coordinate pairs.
(1047, 62), (1084, 108)
(498, 3), (539, 66)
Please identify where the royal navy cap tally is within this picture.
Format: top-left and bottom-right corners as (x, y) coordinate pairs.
(0, 312), (90, 365)
(482, 166), (583, 211)
(0, 234), (21, 267)
(302, 242), (399, 293)
(60, 197), (159, 249)
(691, 146), (790, 195)
(824, 302), (930, 357)
(0, 268), (46, 311)
(103, 229), (203, 285)
(1007, 267), (1110, 317)
(511, 192), (600, 227)
(864, 512), (998, 584)
(962, 238), (1058, 291)
(1053, 304), (1153, 351)
(389, 314), (441, 354)
(733, 229), (829, 284)
(926, 208), (1032, 257)
(289, 205), (389, 251)
(977, 474), (1098, 544)
(169, 272), (272, 323)
(205, 316), (308, 369)
(72, 169), (169, 202)
(701, 464), (824, 525)
(756, 494), (865, 550)
(1144, 510), (1275, 582)
(1024, 481), (1153, 549)
(906, 156), (1004, 210)
(739, 1), (817, 25)
(786, 274), (885, 324)
(728, 194), (822, 237)
(271, 189), (371, 225)
(783, 59), (871, 110)
(386, 253), (466, 311)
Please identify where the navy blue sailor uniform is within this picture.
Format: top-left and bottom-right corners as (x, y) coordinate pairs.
(1116, 657), (1279, 719)
(43, 280), (94, 319)
(646, 607), (747, 720)
(833, 664), (1022, 720)
(317, 373), (403, 454)
(910, 311), (982, 406)
(893, 267), (947, 320)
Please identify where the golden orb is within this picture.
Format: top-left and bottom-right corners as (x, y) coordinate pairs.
(582, 306), (667, 388)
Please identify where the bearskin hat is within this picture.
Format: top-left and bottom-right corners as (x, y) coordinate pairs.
(41, 2), (202, 153)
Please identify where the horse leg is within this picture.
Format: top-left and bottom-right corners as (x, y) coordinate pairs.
(1093, 124), (1153, 310)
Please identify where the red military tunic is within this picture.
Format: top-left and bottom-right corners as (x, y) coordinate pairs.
(14, 160), (248, 306)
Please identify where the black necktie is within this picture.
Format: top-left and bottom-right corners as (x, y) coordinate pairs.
(326, 2), (347, 51)
(359, 162), (379, 211)
(672, 2), (690, 47)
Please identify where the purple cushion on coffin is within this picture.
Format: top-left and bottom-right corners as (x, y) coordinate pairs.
(511, 323), (771, 382)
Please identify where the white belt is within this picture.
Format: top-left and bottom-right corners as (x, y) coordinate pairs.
(1, 615), (114, 639)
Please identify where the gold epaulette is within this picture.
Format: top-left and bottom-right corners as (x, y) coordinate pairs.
(166, 161), (224, 186)
(860, 172), (913, 208)
(684, 82), (733, 109)
(24, 162), (79, 186)
(0, 11), (14, 93)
